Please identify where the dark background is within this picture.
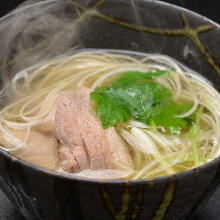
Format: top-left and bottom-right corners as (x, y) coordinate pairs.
(0, 0), (24, 17)
(0, 0), (220, 220)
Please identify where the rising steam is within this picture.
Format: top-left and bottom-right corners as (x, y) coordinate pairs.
(0, 0), (95, 85)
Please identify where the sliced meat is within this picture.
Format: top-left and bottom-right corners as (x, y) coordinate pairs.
(78, 87), (133, 170)
(60, 146), (78, 172)
(59, 145), (88, 172)
(106, 127), (134, 170)
(77, 86), (93, 104)
(55, 87), (133, 173)
(79, 110), (114, 169)
(55, 93), (84, 147)
(55, 90), (113, 171)
(55, 92), (89, 172)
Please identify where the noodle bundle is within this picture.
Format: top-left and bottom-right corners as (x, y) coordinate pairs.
(0, 50), (219, 180)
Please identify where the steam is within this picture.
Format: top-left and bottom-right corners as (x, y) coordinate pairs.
(0, 0), (169, 87)
(0, 0), (92, 85)
(0, 0), (166, 87)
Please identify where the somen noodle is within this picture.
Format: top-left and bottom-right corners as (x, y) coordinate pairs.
(0, 50), (219, 180)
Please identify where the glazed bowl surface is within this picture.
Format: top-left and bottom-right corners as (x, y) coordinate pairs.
(0, 0), (220, 219)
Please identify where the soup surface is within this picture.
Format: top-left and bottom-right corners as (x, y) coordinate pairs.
(0, 49), (219, 180)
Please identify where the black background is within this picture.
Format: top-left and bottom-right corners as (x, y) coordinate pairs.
(0, 0), (220, 219)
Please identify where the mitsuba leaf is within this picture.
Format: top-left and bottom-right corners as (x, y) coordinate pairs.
(90, 87), (130, 128)
(152, 102), (194, 134)
(90, 70), (195, 134)
(121, 83), (172, 122)
(90, 82), (172, 129)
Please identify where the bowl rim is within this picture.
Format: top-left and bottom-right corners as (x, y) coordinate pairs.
(0, 0), (220, 184)
(1, 146), (220, 185)
(0, 0), (219, 27)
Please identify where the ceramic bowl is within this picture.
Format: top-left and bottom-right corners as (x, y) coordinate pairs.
(0, 0), (220, 219)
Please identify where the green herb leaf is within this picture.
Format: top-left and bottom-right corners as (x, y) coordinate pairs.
(111, 70), (169, 87)
(90, 82), (172, 129)
(90, 87), (130, 129)
(122, 83), (172, 123)
(90, 70), (195, 134)
(152, 102), (194, 134)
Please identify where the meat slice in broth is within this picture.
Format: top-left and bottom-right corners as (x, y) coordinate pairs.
(59, 145), (88, 172)
(106, 127), (134, 170)
(55, 87), (134, 173)
(55, 90), (113, 171)
(55, 91), (90, 172)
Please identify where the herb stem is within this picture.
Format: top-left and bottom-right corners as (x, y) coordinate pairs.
(189, 106), (204, 167)
(191, 127), (200, 166)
